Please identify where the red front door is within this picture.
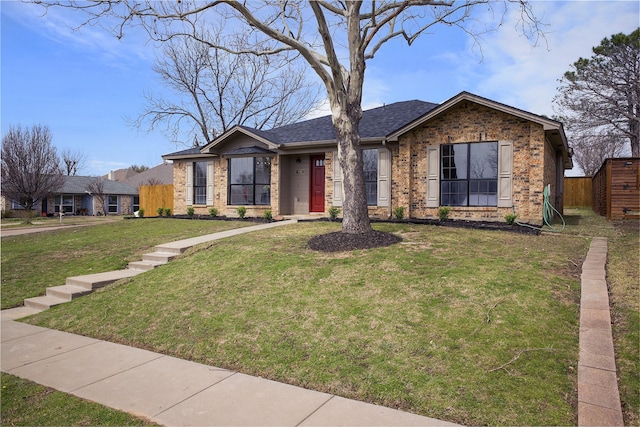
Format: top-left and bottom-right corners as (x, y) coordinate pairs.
(310, 156), (325, 213)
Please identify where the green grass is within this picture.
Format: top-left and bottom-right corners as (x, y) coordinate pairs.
(1, 218), (250, 309)
(5, 210), (637, 425)
(1, 373), (159, 426)
(21, 218), (590, 426)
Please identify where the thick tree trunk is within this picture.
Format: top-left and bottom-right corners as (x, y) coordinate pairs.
(334, 107), (372, 235)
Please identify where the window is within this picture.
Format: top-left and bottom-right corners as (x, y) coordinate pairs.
(54, 195), (74, 213)
(332, 148), (389, 208)
(441, 142), (498, 206)
(363, 149), (378, 206)
(108, 195), (118, 213)
(133, 196), (140, 212)
(194, 161), (207, 204)
(228, 157), (271, 205)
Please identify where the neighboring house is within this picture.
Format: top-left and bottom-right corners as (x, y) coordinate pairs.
(106, 167), (140, 183)
(2, 176), (139, 216)
(162, 91), (573, 225)
(124, 162), (174, 188)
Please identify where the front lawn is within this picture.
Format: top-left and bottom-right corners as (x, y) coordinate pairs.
(0, 218), (251, 309)
(20, 216), (595, 426)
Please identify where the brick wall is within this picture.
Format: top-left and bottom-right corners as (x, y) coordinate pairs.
(175, 156), (277, 218)
(395, 101), (550, 224)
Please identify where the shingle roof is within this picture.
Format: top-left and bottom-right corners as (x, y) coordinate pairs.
(163, 146), (204, 158)
(250, 100), (439, 145)
(124, 163), (174, 187)
(57, 176), (138, 195)
(163, 100), (439, 158)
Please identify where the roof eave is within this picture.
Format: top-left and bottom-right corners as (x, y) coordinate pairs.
(162, 153), (215, 161)
(279, 137), (385, 149)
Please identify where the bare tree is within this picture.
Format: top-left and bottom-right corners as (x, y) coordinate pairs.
(137, 30), (321, 147)
(146, 177), (163, 186)
(571, 130), (627, 176)
(129, 164), (149, 173)
(1, 124), (65, 219)
(32, 0), (544, 234)
(85, 177), (107, 216)
(61, 148), (86, 176)
(554, 28), (640, 160)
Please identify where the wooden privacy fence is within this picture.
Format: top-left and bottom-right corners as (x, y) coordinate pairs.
(140, 184), (174, 216)
(592, 158), (640, 220)
(564, 177), (593, 207)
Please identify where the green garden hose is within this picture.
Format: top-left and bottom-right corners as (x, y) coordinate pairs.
(516, 185), (566, 232)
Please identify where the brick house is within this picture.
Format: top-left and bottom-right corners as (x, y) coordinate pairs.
(163, 91), (573, 225)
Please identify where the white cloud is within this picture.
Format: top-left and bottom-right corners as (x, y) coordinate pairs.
(468, 1), (640, 116)
(2, 1), (157, 68)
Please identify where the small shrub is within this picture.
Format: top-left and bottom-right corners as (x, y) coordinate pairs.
(137, 208), (145, 218)
(505, 213), (518, 225)
(1, 210), (14, 219)
(157, 207), (165, 217)
(209, 207), (219, 217)
(438, 206), (451, 221)
(328, 206), (340, 221)
(186, 207), (195, 218)
(237, 206), (247, 219)
(163, 208), (171, 217)
(263, 210), (272, 222)
(393, 206), (405, 220)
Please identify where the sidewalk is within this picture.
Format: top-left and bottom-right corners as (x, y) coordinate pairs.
(1, 309), (458, 426)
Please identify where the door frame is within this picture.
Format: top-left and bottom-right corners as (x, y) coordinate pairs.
(309, 155), (326, 213)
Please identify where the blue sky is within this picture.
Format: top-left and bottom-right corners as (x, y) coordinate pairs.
(2, 1), (638, 176)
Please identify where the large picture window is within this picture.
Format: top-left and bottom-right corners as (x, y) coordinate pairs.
(228, 157), (271, 205)
(441, 142), (498, 206)
(363, 149), (378, 206)
(194, 161), (207, 204)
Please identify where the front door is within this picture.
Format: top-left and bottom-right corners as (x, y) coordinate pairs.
(310, 155), (325, 213)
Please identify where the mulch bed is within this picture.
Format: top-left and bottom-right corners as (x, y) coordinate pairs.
(308, 230), (403, 252)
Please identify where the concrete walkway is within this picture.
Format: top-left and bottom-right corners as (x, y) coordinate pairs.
(578, 237), (624, 426)
(22, 220), (300, 311)
(1, 309), (458, 426)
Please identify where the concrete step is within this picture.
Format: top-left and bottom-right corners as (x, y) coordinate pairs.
(66, 269), (144, 290)
(46, 284), (93, 301)
(128, 260), (165, 271)
(24, 295), (67, 311)
(152, 245), (186, 256)
(142, 252), (177, 263)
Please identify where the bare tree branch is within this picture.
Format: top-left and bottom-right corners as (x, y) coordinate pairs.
(554, 28), (640, 161)
(30, 0), (547, 234)
(1, 124), (65, 214)
(61, 148), (86, 176)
